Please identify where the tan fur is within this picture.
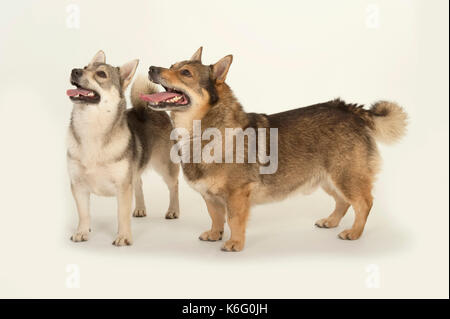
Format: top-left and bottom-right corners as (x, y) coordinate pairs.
(198, 196), (225, 241)
(370, 101), (408, 144)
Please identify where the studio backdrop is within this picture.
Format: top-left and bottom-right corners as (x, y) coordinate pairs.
(0, 0), (448, 298)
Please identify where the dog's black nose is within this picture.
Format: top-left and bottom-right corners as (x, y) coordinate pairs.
(71, 68), (83, 80)
(149, 66), (160, 75)
(148, 66), (161, 83)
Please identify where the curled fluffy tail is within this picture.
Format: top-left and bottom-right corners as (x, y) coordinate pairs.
(130, 74), (159, 108)
(369, 101), (408, 144)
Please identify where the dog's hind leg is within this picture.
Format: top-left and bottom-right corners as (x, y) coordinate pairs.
(338, 189), (373, 240)
(70, 183), (91, 242)
(151, 151), (180, 219)
(333, 172), (374, 240)
(315, 180), (350, 228)
(132, 177), (147, 217)
(162, 163), (180, 219)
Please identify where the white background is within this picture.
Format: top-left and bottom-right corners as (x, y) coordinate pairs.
(0, 0), (448, 298)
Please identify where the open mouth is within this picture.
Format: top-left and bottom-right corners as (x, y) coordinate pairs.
(67, 81), (100, 103)
(139, 86), (190, 109)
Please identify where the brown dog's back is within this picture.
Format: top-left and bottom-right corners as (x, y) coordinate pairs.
(258, 98), (406, 204)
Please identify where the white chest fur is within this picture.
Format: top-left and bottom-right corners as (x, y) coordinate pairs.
(67, 104), (131, 196)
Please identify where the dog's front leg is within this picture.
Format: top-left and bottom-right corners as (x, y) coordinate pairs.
(70, 183), (91, 242)
(221, 184), (253, 252)
(113, 184), (133, 246)
(199, 196), (225, 241)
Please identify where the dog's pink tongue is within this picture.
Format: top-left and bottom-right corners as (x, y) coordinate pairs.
(139, 92), (181, 103)
(66, 88), (92, 97)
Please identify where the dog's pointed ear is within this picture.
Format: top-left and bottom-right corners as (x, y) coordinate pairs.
(90, 50), (106, 65)
(190, 47), (203, 62)
(119, 59), (139, 91)
(212, 55), (233, 83)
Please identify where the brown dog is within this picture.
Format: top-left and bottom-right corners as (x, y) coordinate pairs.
(140, 47), (408, 252)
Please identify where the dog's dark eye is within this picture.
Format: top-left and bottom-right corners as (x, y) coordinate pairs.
(96, 71), (107, 78)
(180, 69), (191, 77)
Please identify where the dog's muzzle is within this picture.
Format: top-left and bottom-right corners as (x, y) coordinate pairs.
(71, 68), (83, 82)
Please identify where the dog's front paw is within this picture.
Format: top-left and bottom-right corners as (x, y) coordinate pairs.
(71, 229), (89, 242)
(221, 239), (244, 252)
(315, 217), (340, 228)
(112, 233), (133, 246)
(165, 210), (179, 219)
(133, 208), (146, 218)
(199, 230), (223, 241)
(338, 229), (362, 240)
